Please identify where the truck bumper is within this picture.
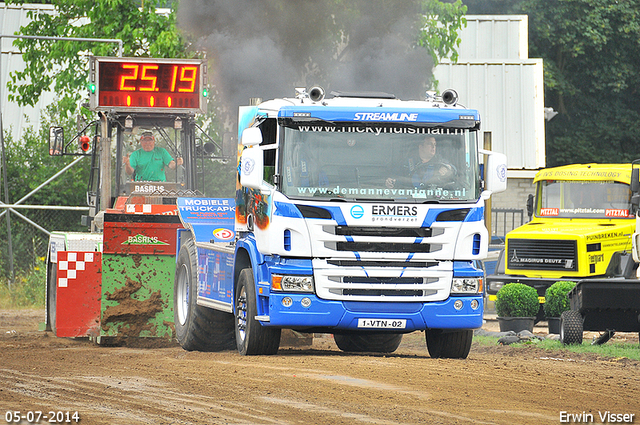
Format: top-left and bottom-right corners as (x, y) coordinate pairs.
(265, 293), (483, 331)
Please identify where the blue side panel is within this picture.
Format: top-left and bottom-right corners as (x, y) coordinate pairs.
(177, 198), (237, 308)
(197, 247), (235, 303)
(177, 198), (236, 244)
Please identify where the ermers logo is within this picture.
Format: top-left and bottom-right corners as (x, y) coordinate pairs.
(213, 228), (235, 241)
(372, 205), (418, 216)
(354, 112), (418, 122)
(350, 205), (364, 219)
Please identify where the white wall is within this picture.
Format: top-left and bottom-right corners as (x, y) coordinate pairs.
(433, 15), (546, 172)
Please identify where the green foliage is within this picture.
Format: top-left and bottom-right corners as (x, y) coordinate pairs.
(6, 0), (194, 113)
(419, 0), (468, 64)
(0, 104), (89, 279)
(495, 282), (540, 317)
(521, 0), (640, 166)
(462, 0), (640, 166)
(0, 258), (46, 308)
(543, 280), (576, 317)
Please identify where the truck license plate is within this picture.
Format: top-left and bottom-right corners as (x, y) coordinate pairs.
(357, 319), (406, 329)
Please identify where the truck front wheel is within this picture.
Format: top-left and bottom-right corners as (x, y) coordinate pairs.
(174, 238), (235, 351)
(560, 310), (583, 345)
(235, 268), (281, 355)
(333, 333), (403, 353)
(425, 329), (473, 359)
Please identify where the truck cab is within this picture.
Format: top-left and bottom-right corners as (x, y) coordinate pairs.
(487, 163), (638, 315)
(174, 88), (508, 358)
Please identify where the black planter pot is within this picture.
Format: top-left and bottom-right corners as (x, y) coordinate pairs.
(547, 317), (561, 334)
(497, 316), (535, 333)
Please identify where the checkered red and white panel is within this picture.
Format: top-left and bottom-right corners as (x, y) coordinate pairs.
(55, 251), (102, 338)
(58, 251), (96, 288)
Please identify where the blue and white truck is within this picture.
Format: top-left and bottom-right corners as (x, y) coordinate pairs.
(173, 88), (507, 358)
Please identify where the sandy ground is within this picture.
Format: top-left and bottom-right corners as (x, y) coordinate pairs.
(1, 309), (639, 425)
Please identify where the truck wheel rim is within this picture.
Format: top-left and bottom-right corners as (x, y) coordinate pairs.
(176, 263), (189, 326)
(236, 286), (248, 342)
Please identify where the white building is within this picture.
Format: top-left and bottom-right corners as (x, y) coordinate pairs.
(434, 15), (545, 238)
(0, 3), (56, 139)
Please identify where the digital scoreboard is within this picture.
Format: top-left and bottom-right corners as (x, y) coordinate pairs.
(89, 56), (207, 113)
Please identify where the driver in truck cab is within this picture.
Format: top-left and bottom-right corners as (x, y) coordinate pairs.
(385, 136), (455, 189)
(123, 131), (183, 182)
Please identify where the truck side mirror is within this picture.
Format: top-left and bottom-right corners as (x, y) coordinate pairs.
(240, 146), (264, 190)
(241, 127), (262, 147)
(526, 193), (534, 220)
(484, 152), (508, 193)
(49, 126), (64, 156)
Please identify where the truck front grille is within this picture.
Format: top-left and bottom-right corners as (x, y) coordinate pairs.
(507, 239), (578, 271)
(327, 276), (439, 298)
(329, 241), (441, 253)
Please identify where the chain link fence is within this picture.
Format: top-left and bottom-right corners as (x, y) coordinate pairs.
(0, 206), (88, 280)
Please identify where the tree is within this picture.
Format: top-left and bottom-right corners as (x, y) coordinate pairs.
(464, 0), (640, 166)
(522, 0), (640, 166)
(7, 0), (192, 115)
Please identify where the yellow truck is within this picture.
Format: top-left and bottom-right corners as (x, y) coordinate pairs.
(486, 163), (637, 317)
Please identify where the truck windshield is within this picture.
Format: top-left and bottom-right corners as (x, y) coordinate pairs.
(538, 180), (633, 219)
(279, 123), (480, 202)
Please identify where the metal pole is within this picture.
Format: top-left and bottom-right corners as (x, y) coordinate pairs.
(99, 112), (111, 210)
(0, 34), (14, 285)
(0, 155), (86, 218)
(0, 108), (14, 285)
(0, 34), (123, 57)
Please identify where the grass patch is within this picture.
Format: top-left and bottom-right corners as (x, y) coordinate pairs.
(518, 337), (640, 361)
(0, 258), (46, 309)
(474, 334), (640, 361)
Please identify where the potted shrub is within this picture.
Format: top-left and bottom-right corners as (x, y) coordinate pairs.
(544, 281), (577, 334)
(495, 282), (539, 332)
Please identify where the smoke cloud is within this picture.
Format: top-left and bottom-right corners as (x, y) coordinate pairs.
(177, 0), (432, 109)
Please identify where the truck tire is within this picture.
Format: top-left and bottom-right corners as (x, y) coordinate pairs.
(333, 333), (403, 353)
(47, 261), (57, 334)
(235, 268), (281, 355)
(174, 238), (235, 351)
(425, 329), (473, 359)
(560, 310), (583, 345)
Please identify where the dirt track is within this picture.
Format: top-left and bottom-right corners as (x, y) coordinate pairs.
(1, 309), (639, 425)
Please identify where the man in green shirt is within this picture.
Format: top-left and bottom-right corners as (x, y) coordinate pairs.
(123, 132), (183, 181)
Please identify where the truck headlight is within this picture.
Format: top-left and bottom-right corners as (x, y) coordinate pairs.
(272, 275), (314, 293)
(451, 278), (482, 294)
